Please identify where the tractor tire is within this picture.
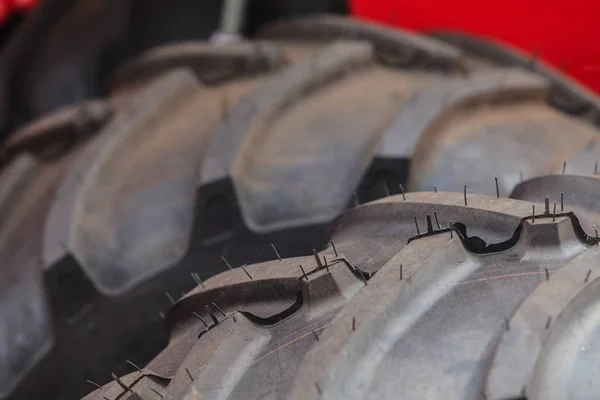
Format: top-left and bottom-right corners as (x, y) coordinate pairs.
(2, 14), (600, 400)
(83, 190), (600, 400)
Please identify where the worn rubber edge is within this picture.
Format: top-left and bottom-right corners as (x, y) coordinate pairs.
(0, 156), (52, 398)
(259, 14), (464, 70)
(378, 68), (549, 159)
(83, 192), (600, 399)
(42, 68), (212, 295)
(431, 31), (600, 116)
(110, 41), (288, 92)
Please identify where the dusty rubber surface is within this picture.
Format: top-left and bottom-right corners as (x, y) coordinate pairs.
(2, 14), (600, 400)
(84, 192), (600, 400)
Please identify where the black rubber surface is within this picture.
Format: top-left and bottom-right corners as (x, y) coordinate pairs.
(83, 192), (600, 400)
(2, 13), (600, 400)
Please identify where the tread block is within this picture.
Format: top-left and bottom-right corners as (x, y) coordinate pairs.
(232, 68), (415, 232)
(81, 370), (166, 400)
(4, 100), (111, 162)
(487, 248), (600, 399)
(184, 316), (271, 400)
(432, 31), (600, 116)
(511, 174), (600, 219)
(289, 235), (480, 400)
(0, 156), (52, 397)
(43, 69), (220, 295)
(260, 15), (462, 69)
(527, 274), (600, 400)
(201, 41), (396, 232)
(560, 138), (600, 176)
(85, 253), (364, 399)
(331, 192), (558, 273)
(379, 68), (549, 159)
(0, 156), (39, 215)
(290, 197), (590, 399)
(78, 194), (600, 400)
(110, 41), (288, 92)
(200, 40), (375, 184)
(406, 96), (597, 198)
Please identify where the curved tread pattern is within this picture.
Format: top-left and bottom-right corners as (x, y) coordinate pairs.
(85, 252), (364, 400)
(378, 68), (549, 159)
(330, 191), (600, 273)
(83, 193), (600, 400)
(201, 40), (418, 232)
(260, 15), (463, 70)
(487, 248), (600, 399)
(200, 37), (453, 233)
(199, 40), (375, 184)
(528, 275), (600, 400)
(0, 155), (39, 215)
(432, 31), (600, 116)
(511, 174), (600, 233)
(407, 95), (598, 196)
(3, 99), (111, 163)
(43, 69), (220, 294)
(289, 197), (591, 400)
(6, 15), (600, 400)
(0, 156), (52, 397)
(231, 55), (434, 231)
(110, 41), (288, 93)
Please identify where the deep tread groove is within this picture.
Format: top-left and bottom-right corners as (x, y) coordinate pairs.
(240, 289), (303, 326)
(414, 211), (599, 253)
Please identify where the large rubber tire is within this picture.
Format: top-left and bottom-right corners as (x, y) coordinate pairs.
(83, 190), (600, 400)
(2, 14), (600, 400)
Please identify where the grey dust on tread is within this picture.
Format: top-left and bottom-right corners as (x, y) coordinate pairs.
(198, 39), (447, 233)
(259, 15), (463, 70)
(2, 99), (112, 165)
(431, 31), (600, 117)
(43, 69), (222, 295)
(0, 156), (52, 398)
(5, 13), (600, 400)
(83, 193), (600, 400)
(110, 41), (288, 95)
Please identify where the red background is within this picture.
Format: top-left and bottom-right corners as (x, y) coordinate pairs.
(0, 0), (37, 25)
(351, 0), (600, 94)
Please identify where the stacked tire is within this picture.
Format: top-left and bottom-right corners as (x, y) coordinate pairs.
(2, 15), (600, 400)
